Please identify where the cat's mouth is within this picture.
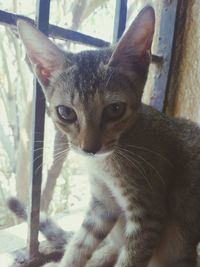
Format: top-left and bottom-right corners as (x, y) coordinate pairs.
(80, 150), (113, 158)
(69, 144), (114, 158)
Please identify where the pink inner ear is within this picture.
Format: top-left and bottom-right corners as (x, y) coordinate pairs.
(36, 65), (51, 87)
(30, 52), (53, 86)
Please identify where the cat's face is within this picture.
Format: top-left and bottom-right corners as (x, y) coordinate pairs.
(17, 6), (155, 156)
(48, 49), (147, 156)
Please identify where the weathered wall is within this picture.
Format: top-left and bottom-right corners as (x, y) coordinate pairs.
(170, 0), (200, 122)
(125, 1), (200, 123)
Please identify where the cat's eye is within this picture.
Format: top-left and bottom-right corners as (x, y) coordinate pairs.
(56, 105), (77, 123)
(103, 102), (126, 121)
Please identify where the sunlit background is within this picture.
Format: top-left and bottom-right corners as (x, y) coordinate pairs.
(0, 0), (157, 230)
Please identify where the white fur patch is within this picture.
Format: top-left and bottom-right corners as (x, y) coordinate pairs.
(73, 227), (98, 248)
(83, 231), (98, 248)
(125, 220), (140, 237)
(117, 246), (129, 266)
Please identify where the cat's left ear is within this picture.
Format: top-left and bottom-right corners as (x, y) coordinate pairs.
(108, 6), (155, 76)
(17, 20), (68, 88)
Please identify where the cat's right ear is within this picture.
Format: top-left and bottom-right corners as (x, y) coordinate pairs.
(17, 20), (68, 88)
(108, 6), (155, 78)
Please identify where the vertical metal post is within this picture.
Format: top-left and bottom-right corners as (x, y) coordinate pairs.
(112, 0), (127, 42)
(149, 0), (179, 112)
(27, 0), (50, 258)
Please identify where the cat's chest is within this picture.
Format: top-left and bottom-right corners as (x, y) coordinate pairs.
(80, 155), (130, 212)
(86, 156), (120, 188)
(78, 154), (117, 179)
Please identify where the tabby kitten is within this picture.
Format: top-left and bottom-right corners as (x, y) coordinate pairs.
(17, 6), (200, 267)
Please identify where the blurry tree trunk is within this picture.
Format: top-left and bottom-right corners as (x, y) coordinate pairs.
(71, 0), (108, 31)
(0, 32), (19, 153)
(16, 102), (32, 203)
(41, 130), (68, 212)
(71, 0), (87, 30)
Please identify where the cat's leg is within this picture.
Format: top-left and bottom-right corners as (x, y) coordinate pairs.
(113, 210), (164, 267)
(56, 197), (118, 267)
(85, 242), (118, 267)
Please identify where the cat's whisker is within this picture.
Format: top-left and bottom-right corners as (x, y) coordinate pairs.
(33, 140), (46, 146)
(31, 150), (69, 179)
(31, 147), (70, 176)
(105, 68), (115, 88)
(32, 158), (49, 177)
(53, 154), (68, 164)
(53, 145), (69, 150)
(117, 147), (147, 175)
(124, 144), (173, 167)
(116, 151), (152, 189)
(121, 148), (165, 185)
(117, 148), (147, 179)
(35, 149), (68, 173)
(34, 139), (69, 147)
(52, 152), (70, 165)
(53, 148), (70, 158)
(137, 154), (165, 185)
(53, 152), (69, 167)
(31, 153), (44, 165)
(115, 148), (153, 190)
(33, 147), (51, 153)
(52, 148), (69, 155)
(34, 161), (45, 176)
(34, 157), (54, 176)
(32, 154), (51, 174)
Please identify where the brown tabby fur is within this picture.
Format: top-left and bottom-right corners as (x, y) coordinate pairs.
(15, 6), (200, 267)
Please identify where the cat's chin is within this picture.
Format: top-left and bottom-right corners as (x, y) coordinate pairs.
(89, 150), (113, 158)
(71, 147), (113, 159)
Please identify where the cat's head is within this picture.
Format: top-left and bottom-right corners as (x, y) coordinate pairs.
(17, 6), (155, 157)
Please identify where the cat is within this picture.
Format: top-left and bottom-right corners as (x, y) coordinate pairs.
(16, 5), (200, 267)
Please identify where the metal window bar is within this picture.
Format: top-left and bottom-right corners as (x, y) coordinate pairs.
(27, 0), (50, 258)
(149, 0), (180, 112)
(0, 0), (183, 261)
(112, 0), (127, 42)
(0, 9), (109, 47)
